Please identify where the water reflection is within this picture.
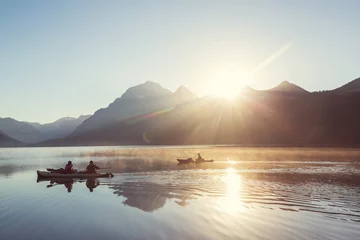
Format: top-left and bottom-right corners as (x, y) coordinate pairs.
(37, 178), (75, 192)
(37, 178), (100, 193)
(36, 177), (195, 212)
(109, 182), (194, 212)
(3, 147), (360, 240)
(35, 169), (360, 222)
(86, 179), (100, 192)
(219, 168), (243, 214)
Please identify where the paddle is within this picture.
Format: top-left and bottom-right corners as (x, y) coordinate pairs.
(98, 167), (114, 177)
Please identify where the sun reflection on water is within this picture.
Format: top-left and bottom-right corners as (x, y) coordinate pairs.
(226, 158), (236, 165)
(218, 168), (244, 214)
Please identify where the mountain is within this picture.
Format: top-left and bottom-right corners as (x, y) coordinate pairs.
(0, 115), (90, 143)
(43, 89), (360, 146)
(72, 81), (197, 136)
(27, 122), (43, 130)
(7, 79), (360, 147)
(0, 131), (24, 147)
(121, 81), (172, 99)
(28, 115), (91, 140)
(173, 85), (197, 102)
(333, 77), (360, 93)
(0, 118), (44, 143)
(267, 81), (309, 93)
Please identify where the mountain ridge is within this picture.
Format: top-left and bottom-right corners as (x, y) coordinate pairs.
(267, 81), (309, 93)
(0, 115), (91, 143)
(0, 130), (24, 147)
(72, 81), (198, 136)
(42, 90), (360, 146)
(4, 78), (360, 146)
(333, 77), (360, 93)
(120, 81), (172, 100)
(0, 117), (44, 143)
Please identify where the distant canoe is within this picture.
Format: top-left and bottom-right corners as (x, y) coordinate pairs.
(177, 158), (214, 164)
(37, 170), (113, 178)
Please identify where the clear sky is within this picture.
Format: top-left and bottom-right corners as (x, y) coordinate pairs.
(1, 0), (359, 123)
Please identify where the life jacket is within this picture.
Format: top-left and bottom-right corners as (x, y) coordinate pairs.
(64, 163), (73, 172)
(86, 164), (98, 173)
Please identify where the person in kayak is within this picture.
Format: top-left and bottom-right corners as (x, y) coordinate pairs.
(52, 161), (75, 173)
(85, 161), (100, 174)
(196, 153), (204, 162)
(64, 161), (74, 173)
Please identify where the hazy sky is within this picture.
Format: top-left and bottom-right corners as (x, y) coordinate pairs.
(1, 0), (359, 123)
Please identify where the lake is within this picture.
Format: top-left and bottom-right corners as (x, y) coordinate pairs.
(0, 146), (360, 240)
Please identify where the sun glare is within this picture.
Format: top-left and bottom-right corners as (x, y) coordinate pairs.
(206, 62), (249, 100)
(214, 85), (241, 100)
(218, 168), (244, 214)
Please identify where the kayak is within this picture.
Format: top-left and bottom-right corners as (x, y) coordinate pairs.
(37, 170), (114, 178)
(177, 158), (214, 164)
(177, 158), (195, 163)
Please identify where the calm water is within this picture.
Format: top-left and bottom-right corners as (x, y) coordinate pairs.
(0, 147), (360, 240)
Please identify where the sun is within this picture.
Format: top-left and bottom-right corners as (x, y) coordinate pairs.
(205, 62), (248, 100)
(213, 84), (241, 100)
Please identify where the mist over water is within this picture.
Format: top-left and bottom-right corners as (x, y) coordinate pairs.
(2, 146), (360, 175)
(0, 147), (360, 240)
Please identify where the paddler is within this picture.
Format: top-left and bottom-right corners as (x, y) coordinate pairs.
(53, 161), (75, 173)
(64, 161), (74, 173)
(196, 153), (204, 162)
(85, 161), (100, 174)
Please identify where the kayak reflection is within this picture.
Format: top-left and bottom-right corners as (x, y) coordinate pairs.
(45, 179), (75, 193)
(37, 178), (100, 193)
(37, 178), (196, 211)
(86, 178), (100, 192)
